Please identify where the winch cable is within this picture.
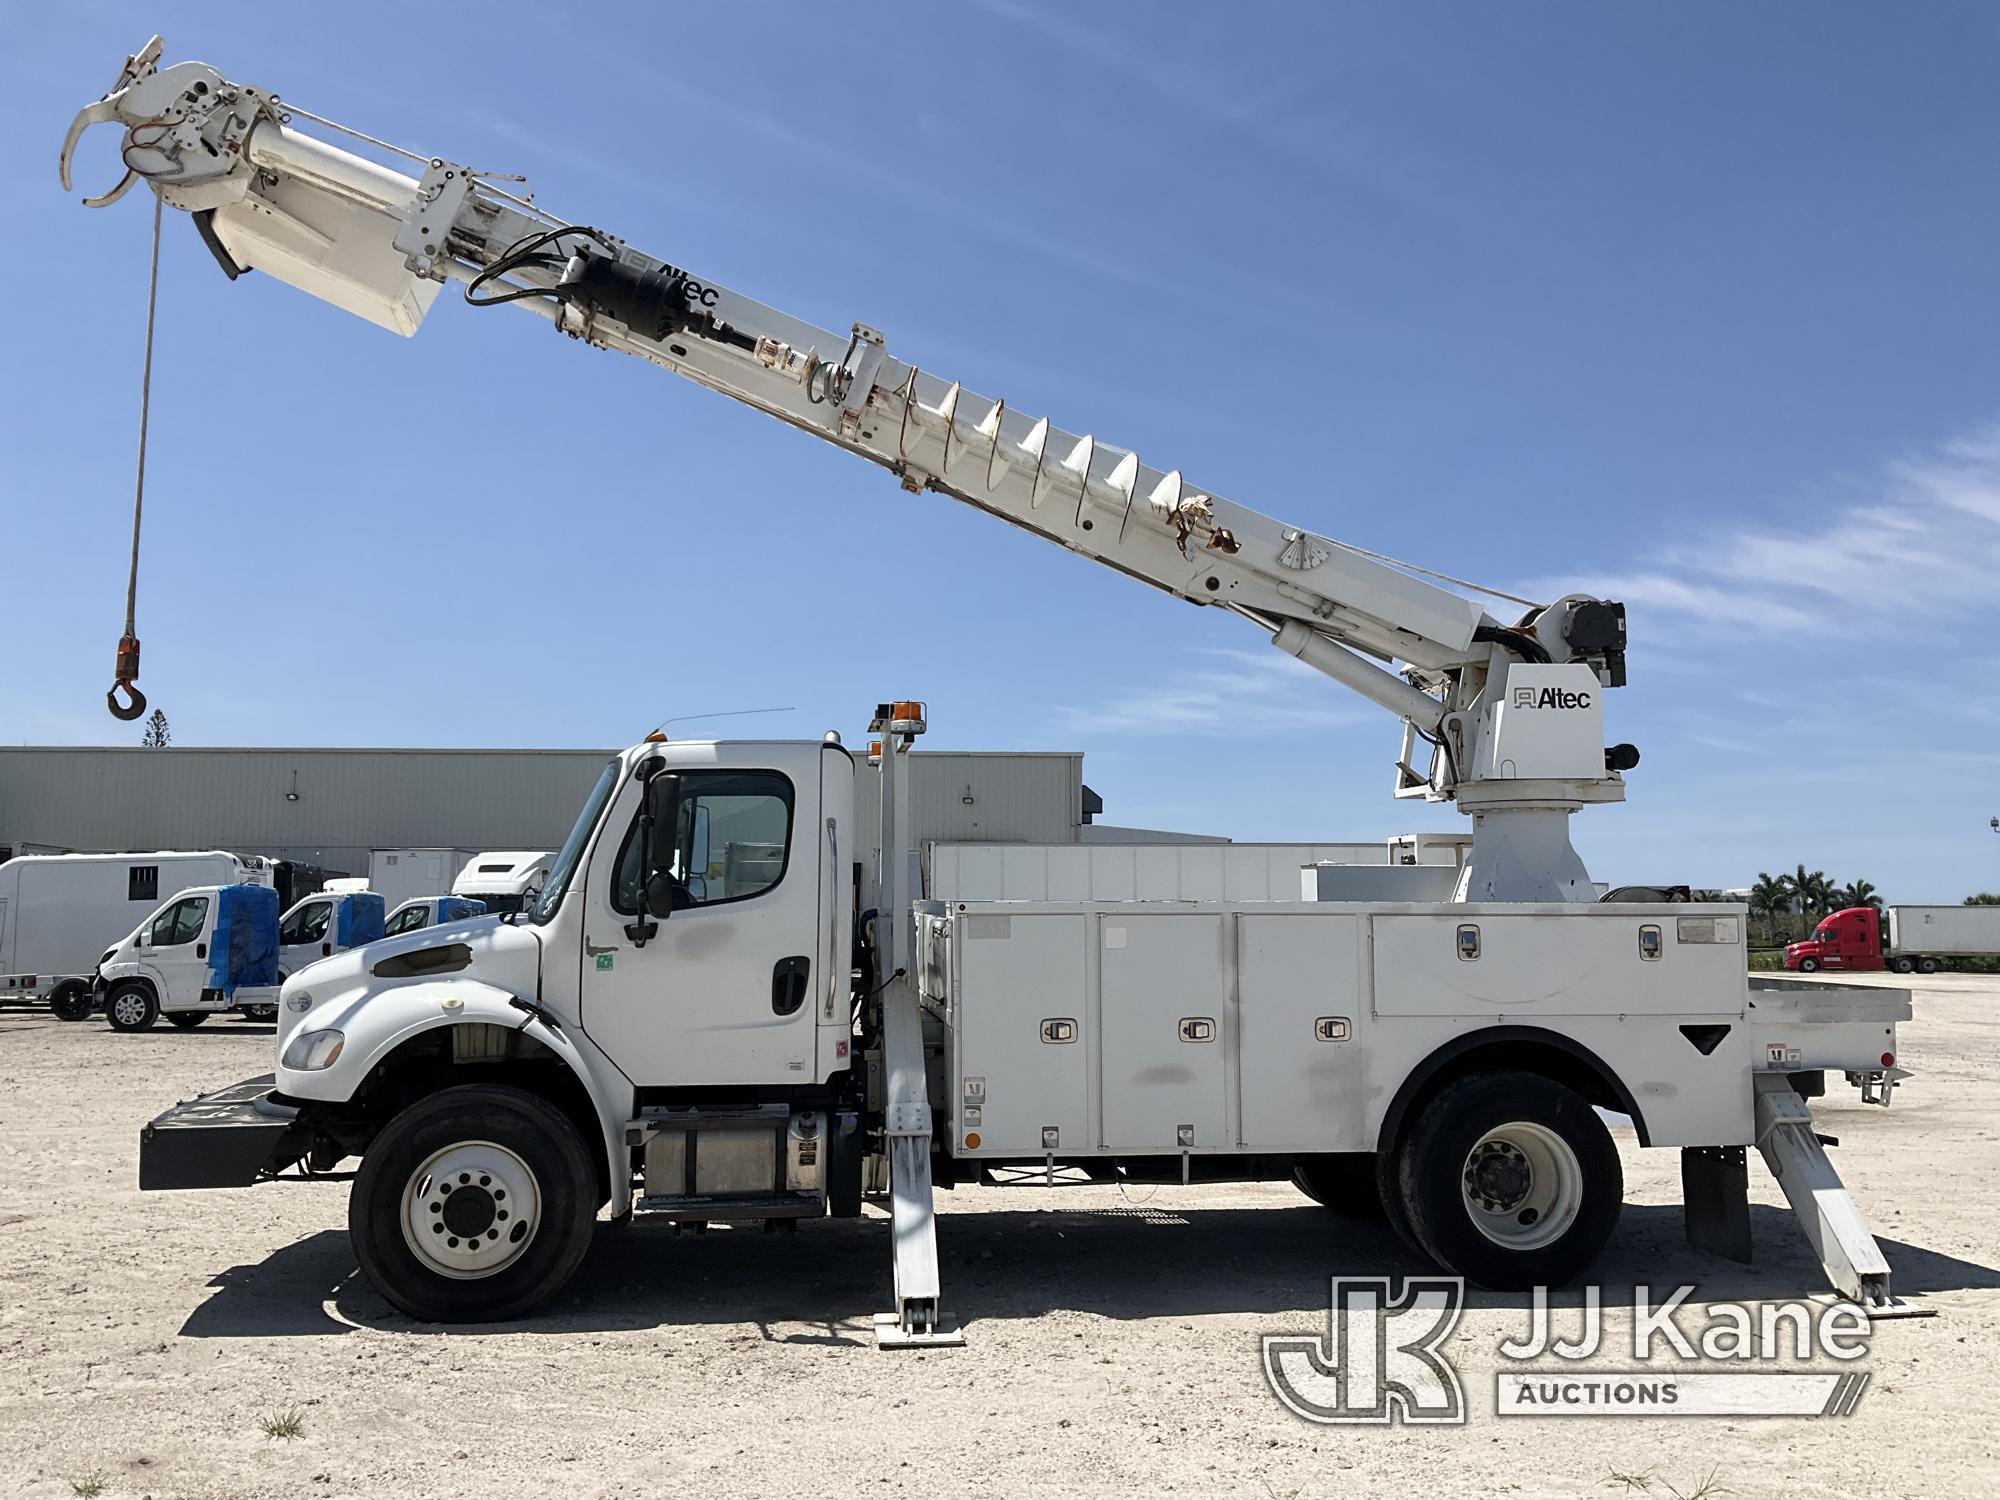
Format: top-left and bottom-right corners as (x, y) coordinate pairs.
(107, 191), (161, 721)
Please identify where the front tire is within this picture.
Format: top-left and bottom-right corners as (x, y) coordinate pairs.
(350, 1084), (597, 1323)
(166, 1012), (208, 1029)
(105, 982), (159, 1033)
(50, 983), (93, 1022)
(1797, 957), (1821, 973)
(1393, 1070), (1622, 1291)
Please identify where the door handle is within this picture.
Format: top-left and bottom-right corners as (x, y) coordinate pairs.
(196, 943), (207, 959)
(321, 941), (332, 957)
(772, 955), (810, 1016)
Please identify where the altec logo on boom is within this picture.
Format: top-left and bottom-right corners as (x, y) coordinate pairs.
(1512, 686), (1593, 710)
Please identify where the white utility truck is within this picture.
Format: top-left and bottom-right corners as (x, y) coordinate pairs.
(384, 895), (491, 938)
(0, 850), (271, 1020)
(96, 882), (283, 1030)
(451, 851), (553, 916)
(81, 40), (1912, 1340)
(368, 848), (478, 914)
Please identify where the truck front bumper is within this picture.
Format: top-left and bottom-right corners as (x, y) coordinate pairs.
(138, 1073), (308, 1190)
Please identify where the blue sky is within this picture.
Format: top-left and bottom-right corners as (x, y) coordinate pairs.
(8, 4), (1998, 901)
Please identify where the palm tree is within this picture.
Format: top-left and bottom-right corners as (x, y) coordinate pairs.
(1834, 879), (1881, 911)
(1748, 873), (1790, 947)
(1968, 893), (2000, 906)
(1691, 889), (1727, 903)
(1779, 865), (1836, 937)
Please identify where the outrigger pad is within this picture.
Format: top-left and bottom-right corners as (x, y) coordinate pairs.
(1681, 1145), (1753, 1265)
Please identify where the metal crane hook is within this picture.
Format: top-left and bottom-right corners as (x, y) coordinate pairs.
(108, 635), (146, 720)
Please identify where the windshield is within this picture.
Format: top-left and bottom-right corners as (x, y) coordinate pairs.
(528, 757), (621, 924)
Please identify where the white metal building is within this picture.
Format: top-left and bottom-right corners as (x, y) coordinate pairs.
(0, 746), (1097, 877)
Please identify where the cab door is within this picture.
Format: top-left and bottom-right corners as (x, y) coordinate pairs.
(144, 893), (212, 1005)
(578, 746), (826, 1088)
(278, 898), (335, 976)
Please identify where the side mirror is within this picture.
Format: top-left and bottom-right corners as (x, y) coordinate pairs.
(642, 771), (682, 922)
(137, 932), (152, 949)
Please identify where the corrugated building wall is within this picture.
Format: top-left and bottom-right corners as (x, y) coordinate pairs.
(0, 747), (616, 877)
(0, 747), (1088, 879)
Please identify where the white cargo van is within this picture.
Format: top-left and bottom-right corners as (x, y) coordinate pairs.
(0, 851), (271, 1020)
(276, 891), (389, 991)
(451, 851), (553, 916)
(96, 883), (283, 1030)
(383, 895), (490, 937)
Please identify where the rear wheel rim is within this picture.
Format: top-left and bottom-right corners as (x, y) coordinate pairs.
(112, 992), (148, 1026)
(1460, 1121), (1583, 1252)
(400, 1140), (542, 1281)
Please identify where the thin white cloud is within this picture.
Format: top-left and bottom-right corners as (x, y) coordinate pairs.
(1059, 647), (1372, 736)
(1524, 420), (2000, 640)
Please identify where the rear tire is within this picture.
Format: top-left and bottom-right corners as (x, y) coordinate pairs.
(166, 1012), (208, 1030)
(1293, 1153), (1386, 1220)
(49, 983), (93, 1022)
(1891, 956), (1916, 975)
(1797, 957), (1821, 973)
(105, 982), (159, 1033)
(1394, 1070), (1622, 1291)
(239, 1005), (278, 1021)
(1917, 957), (1939, 975)
(350, 1083), (597, 1323)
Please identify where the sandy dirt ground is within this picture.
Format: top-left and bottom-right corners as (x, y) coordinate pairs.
(2, 973), (1996, 1499)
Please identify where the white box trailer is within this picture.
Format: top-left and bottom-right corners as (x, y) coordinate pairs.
(0, 850), (272, 1019)
(367, 848), (477, 912)
(1886, 904), (2000, 960)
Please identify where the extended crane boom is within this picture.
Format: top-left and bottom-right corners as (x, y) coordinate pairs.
(64, 38), (1638, 900)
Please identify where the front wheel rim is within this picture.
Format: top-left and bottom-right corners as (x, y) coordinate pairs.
(112, 993), (147, 1026)
(400, 1140), (543, 1281)
(1461, 1121), (1583, 1252)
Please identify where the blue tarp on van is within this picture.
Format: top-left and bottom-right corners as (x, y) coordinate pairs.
(435, 897), (487, 923)
(209, 883), (280, 995)
(336, 892), (387, 948)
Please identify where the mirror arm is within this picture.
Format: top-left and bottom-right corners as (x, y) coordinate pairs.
(626, 756), (664, 947)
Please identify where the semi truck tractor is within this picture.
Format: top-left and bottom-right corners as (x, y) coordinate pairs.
(1787, 903), (2000, 974)
(72, 40), (1915, 1338)
(0, 850), (272, 1019)
(452, 852), (554, 916)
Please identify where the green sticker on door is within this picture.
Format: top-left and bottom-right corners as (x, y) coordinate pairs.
(595, 953), (615, 971)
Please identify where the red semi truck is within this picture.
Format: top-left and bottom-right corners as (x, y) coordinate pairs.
(1786, 904), (2000, 974)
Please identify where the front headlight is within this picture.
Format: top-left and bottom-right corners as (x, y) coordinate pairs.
(281, 1027), (345, 1070)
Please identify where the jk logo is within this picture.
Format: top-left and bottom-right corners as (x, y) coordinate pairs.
(1262, 1277), (1466, 1425)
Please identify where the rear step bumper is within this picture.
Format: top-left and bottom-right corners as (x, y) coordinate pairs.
(138, 1073), (307, 1190)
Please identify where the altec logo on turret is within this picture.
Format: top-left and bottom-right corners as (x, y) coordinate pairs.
(1513, 686), (1593, 710)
